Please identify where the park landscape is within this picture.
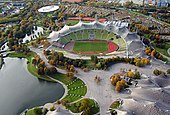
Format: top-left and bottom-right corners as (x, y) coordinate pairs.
(0, 0), (170, 115)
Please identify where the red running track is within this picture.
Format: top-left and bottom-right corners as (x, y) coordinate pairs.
(108, 41), (119, 53)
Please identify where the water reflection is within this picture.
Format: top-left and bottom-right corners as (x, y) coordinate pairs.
(0, 57), (64, 115)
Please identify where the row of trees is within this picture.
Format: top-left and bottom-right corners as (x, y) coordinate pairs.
(145, 47), (163, 60)
(32, 55), (57, 75)
(44, 50), (85, 68)
(91, 55), (107, 70)
(44, 50), (84, 78)
(31, 36), (50, 49)
(0, 17), (20, 24)
(91, 55), (150, 70)
(105, 56), (150, 67)
(134, 24), (150, 34)
(45, 50), (150, 72)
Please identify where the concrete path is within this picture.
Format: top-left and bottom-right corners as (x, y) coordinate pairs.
(73, 59), (170, 115)
(30, 47), (170, 115)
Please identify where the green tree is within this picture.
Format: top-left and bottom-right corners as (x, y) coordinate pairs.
(79, 98), (90, 114)
(134, 71), (141, 79)
(91, 55), (98, 64)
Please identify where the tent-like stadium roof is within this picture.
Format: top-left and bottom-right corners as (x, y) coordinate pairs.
(117, 26), (129, 38)
(59, 25), (70, 36)
(124, 32), (140, 43)
(92, 21), (106, 29)
(128, 40), (144, 53)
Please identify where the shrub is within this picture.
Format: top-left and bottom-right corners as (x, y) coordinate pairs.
(134, 71), (141, 79)
(91, 55), (98, 64)
(127, 71), (135, 78)
(153, 69), (165, 76)
(50, 106), (55, 111)
(153, 69), (160, 76)
(115, 81), (121, 92)
(166, 69), (170, 74)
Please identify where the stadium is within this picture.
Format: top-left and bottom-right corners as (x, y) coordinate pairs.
(48, 19), (145, 58)
(38, 5), (59, 13)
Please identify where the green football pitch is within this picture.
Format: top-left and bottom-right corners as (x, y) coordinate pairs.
(73, 41), (108, 52)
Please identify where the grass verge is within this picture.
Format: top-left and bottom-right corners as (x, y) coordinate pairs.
(52, 73), (87, 102)
(152, 43), (170, 58)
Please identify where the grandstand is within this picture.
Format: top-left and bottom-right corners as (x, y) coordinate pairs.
(59, 29), (124, 43)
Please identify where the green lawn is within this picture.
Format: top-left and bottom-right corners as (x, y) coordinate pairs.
(66, 20), (90, 26)
(47, 13), (53, 17)
(66, 20), (79, 26)
(73, 41), (108, 52)
(152, 43), (170, 58)
(66, 98), (99, 115)
(52, 74), (87, 102)
(26, 109), (34, 115)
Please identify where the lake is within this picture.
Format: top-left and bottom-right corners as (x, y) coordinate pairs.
(0, 57), (64, 115)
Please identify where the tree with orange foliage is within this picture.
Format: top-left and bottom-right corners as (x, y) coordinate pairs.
(155, 34), (160, 40)
(141, 58), (150, 65)
(115, 81), (122, 92)
(49, 60), (56, 65)
(127, 71), (135, 78)
(145, 47), (151, 55)
(158, 54), (163, 59)
(120, 79), (126, 87)
(151, 49), (156, 57)
(79, 13), (84, 18)
(69, 72), (74, 79)
(113, 75), (120, 86)
(70, 65), (75, 72)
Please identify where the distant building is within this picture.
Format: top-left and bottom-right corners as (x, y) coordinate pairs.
(118, 0), (169, 6)
(62, 0), (84, 3)
(157, 0), (169, 7)
(145, 0), (169, 6)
